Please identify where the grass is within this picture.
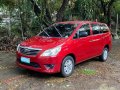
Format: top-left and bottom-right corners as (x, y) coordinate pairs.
(81, 69), (97, 75)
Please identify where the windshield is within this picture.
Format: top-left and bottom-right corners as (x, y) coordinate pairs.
(39, 24), (78, 38)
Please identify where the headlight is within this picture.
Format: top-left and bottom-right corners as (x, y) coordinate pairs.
(17, 44), (20, 51)
(41, 46), (61, 57)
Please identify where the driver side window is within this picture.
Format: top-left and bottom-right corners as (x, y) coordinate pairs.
(73, 24), (90, 39)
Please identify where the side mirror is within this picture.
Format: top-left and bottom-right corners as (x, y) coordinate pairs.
(73, 33), (78, 39)
(79, 31), (88, 37)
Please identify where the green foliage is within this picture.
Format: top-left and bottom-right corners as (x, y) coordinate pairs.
(0, 0), (17, 9)
(73, 0), (100, 20)
(81, 69), (97, 75)
(0, 0), (120, 39)
(114, 1), (120, 13)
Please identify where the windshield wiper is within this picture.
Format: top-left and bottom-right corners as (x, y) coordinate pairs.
(40, 26), (50, 36)
(43, 30), (50, 36)
(53, 25), (63, 37)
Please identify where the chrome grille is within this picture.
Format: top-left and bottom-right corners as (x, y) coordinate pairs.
(19, 46), (40, 56)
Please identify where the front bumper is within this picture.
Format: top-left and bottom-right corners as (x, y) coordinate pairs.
(16, 52), (62, 74)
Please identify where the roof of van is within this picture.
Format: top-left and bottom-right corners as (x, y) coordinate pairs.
(57, 21), (106, 25)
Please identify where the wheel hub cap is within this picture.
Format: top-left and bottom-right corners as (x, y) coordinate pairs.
(103, 50), (108, 60)
(64, 59), (73, 75)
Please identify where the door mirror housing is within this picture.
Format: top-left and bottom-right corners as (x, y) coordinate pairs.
(79, 31), (88, 37)
(73, 33), (79, 39)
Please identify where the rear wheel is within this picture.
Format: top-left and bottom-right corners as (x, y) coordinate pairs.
(99, 47), (109, 62)
(61, 56), (74, 77)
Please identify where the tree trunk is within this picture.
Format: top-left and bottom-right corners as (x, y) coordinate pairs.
(100, 0), (107, 16)
(8, 7), (12, 37)
(30, 0), (41, 16)
(116, 14), (118, 32)
(30, 0), (50, 26)
(45, 8), (52, 22)
(44, 0), (52, 22)
(107, 0), (116, 26)
(18, 7), (24, 40)
(100, 0), (116, 26)
(56, 0), (69, 22)
(106, 9), (111, 27)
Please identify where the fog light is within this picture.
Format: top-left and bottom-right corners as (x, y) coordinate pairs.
(44, 64), (54, 69)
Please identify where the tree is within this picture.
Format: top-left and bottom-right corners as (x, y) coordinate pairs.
(114, 0), (120, 14)
(73, 0), (98, 20)
(0, 0), (17, 37)
(30, 0), (52, 27)
(56, 0), (69, 22)
(98, 0), (116, 26)
(0, 0), (120, 40)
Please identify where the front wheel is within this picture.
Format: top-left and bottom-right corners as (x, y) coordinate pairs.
(61, 56), (74, 77)
(99, 48), (109, 62)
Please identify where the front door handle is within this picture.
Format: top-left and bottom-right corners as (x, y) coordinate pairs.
(89, 39), (99, 42)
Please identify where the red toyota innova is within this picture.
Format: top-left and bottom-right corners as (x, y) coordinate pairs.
(16, 21), (112, 77)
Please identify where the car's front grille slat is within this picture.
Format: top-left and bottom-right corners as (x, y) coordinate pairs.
(19, 46), (40, 56)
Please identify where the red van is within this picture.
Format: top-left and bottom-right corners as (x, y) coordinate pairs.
(16, 21), (112, 77)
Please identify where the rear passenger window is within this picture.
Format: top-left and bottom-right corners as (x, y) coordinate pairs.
(91, 24), (101, 34)
(100, 24), (109, 33)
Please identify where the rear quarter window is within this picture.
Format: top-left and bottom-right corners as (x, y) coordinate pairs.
(100, 24), (109, 33)
(91, 24), (101, 34)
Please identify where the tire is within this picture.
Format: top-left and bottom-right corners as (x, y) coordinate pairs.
(61, 56), (74, 77)
(99, 47), (109, 62)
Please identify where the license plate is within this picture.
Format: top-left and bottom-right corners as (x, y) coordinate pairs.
(21, 57), (30, 64)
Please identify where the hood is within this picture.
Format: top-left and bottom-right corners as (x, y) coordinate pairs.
(20, 36), (67, 49)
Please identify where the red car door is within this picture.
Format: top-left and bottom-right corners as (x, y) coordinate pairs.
(90, 23), (104, 56)
(72, 24), (93, 64)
